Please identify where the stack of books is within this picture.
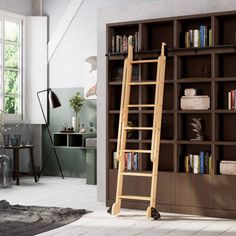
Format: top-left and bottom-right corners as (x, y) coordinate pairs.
(184, 151), (212, 174)
(184, 25), (212, 48)
(113, 152), (138, 170)
(228, 89), (236, 109)
(111, 32), (139, 53)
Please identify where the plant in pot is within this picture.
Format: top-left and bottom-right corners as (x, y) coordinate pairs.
(69, 92), (84, 132)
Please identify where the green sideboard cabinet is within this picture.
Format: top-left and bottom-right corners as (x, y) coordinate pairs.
(53, 132), (97, 184)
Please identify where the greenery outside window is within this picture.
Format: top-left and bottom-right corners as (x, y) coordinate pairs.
(0, 15), (23, 122)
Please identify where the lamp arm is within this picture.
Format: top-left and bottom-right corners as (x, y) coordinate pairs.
(37, 89), (52, 124)
(37, 89), (54, 144)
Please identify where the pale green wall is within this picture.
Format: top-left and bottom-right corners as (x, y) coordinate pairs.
(42, 87), (97, 177)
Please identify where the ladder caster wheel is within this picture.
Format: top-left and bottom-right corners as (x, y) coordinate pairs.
(151, 207), (161, 220)
(107, 207), (112, 214)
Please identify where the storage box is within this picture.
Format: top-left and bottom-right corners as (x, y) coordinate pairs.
(220, 160), (236, 175)
(180, 95), (210, 110)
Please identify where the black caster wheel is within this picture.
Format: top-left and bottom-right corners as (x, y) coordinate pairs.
(107, 207), (112, 214)
(151, 207), (161, 220)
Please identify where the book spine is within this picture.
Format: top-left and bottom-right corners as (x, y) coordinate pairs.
(131, 152), (134, 170)
(119, 35), (123, 53)
(193, 29), (199, 47)
(189, 154), (193, 173)
(127, 152), (131, 170)
(124, 153), (128, 170)
(193, 154), (200, 174)
(134, 32), (138, 52)
(111, 36), (115, 53)
(204, 152), (209, 174)
(204, 26), (208, 46)
(113, 151), (118, 169)
(200, 151), (205, 174)
(116, 35), (120, 53)
(189, 30), (193, 47)
(133, 153), (138, 170)
(209, 29), (212, 47)
(200, 25), (205, 48)
(185, 32), (190, 48)
(228, 91), (232, 110)
(231, 90), (235, 110)
(123, 35), (127, 53)
(209, 155), (212, 174)
(184, 155), (190, 173)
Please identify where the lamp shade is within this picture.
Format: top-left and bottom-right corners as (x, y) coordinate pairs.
(49, 90), (61, 108)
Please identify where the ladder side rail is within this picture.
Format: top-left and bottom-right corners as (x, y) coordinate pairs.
(148, 42), (167, 217)
(112, 45), (134, 215)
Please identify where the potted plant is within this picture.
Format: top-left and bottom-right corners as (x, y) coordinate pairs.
(69, 92), (84, 132)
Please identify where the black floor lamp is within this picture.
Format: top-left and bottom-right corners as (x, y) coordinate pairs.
(37, 88), (64, 180)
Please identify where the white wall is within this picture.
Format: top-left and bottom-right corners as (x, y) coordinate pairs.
(0, 0), (41, 16)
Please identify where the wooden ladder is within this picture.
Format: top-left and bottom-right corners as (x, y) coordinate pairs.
(108, 42), (167, 220)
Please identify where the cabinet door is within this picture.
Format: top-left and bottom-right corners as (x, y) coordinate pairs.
(175, 173), (212, 208)
(213, 175), (236, 211)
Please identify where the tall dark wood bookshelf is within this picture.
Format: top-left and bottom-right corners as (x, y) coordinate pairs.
(106, 11), (236, 218)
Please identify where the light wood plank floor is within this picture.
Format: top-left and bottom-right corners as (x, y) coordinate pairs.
(1, 177), (236, 236)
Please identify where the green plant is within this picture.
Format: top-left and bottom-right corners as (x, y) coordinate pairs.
(69, 92), (84, 117)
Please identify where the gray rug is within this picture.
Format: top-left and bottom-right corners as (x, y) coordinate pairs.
(0, 200), (87, 236)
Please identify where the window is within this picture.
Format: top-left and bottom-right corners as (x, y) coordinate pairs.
(0, 14), (23, 122)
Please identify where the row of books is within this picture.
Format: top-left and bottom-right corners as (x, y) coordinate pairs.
(111, 32), (139, 53)
(184, 152), (212, 174)
(184, 25), (212, 48)
(113, 152), (138, 170)
(228, 89), (236, 110)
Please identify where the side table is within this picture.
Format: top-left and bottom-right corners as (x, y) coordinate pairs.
(5, 145), (38, 185)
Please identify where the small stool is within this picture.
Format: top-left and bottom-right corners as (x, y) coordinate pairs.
(5, 145), (38, 185)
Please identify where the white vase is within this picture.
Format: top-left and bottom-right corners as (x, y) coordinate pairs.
(72, 116), (79, 132)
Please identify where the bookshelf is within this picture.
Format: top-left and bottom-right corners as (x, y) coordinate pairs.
(106, 11), (236, 218)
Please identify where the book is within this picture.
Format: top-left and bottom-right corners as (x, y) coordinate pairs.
(193, 29), (199, 47)
(208, 155), (212, 174)
(127, 152), (131, 170)
(113, 151), (118, 169)
(133, 153), (138, 170)
(199, 151), (205, 174)
(209, 29), (212, 46)
(199, 25), (205, 48)
(228, 91), (232, 110)
(193, 154), (199, 174)
(189, 154), (193, 173)
(204, 152), (210, 174)
(111, 36), (115, 53)
(184, 155), (190, 173)
(124, 153), (128, 170)
(231, 90), (235, 110)
(185, 31), (190, 48)
(189, 29), (193, 47)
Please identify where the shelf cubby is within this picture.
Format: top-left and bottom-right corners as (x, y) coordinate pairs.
(142, 21), (174, 50)
(177, 55), (211, 78)
(215, 53), (236, 77)
(215, 14), (236, 46)
(177, 113), (211, 141)
(215, 113), (236, 141)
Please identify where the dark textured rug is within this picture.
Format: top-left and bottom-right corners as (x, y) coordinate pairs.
(0, 200), (87, 236)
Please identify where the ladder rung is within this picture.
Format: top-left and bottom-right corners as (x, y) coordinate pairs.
(122, 149), (152, 154)
(130, 59), (159, 64)
(121, 172), (152, 177)
(128, 81), (160, 85)
(124, 126), (153, 131)
(127, 104), (155, 108)
(118, 195), (151, 201)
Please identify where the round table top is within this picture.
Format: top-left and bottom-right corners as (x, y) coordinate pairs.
(4, 145), (34, 149)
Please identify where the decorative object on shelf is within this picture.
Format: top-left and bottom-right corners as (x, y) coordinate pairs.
(0, 145), (12, 188)
(127, 120), (135, 139)
(190, 118), (204, 141)
(89, 122), (94, 133)
(184, 88), (197, 96)
(11, 134), (21, 146)
(220, 160), (236, 175)
(69, 91), (84, 132)
(181, 95), (210, 110)
(228, 89), (236, 110)
(79, 123), (86, 133)
(37, 88), (64, 180)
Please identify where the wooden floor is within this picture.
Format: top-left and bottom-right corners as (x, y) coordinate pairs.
(1, 177), (236, 236)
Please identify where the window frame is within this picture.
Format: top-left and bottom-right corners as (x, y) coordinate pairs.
(0, 10), (25, 123)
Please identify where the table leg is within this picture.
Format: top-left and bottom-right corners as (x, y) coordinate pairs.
(14, 149), (20, 185)
(30, 147), (37, 183)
